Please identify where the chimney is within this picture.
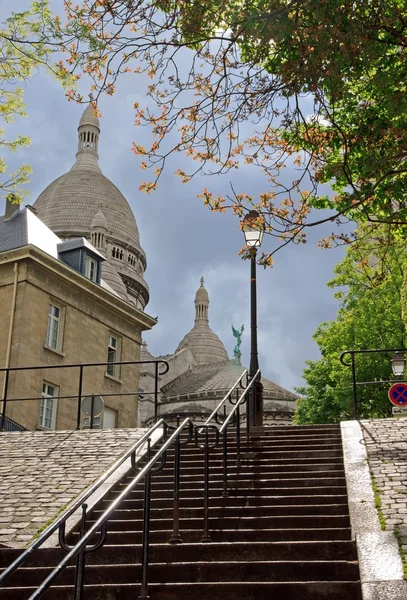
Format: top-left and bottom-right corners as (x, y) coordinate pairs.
(4, 196), (20, 222)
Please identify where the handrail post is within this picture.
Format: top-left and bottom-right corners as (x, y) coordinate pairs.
(154, 362), (159, 422)
(74, 504), (88, 600)
(1, 368), (9, 432)
(246, 384), (251, 438)
(201, 428), (211, 543)
(169, 417), (182, 544)
(139, 439), (152, 600)
(222, 426), (228, 498)
(236, 404), (241, 469)
(76, 365), (84, 430)
(351, 352), (358, 419)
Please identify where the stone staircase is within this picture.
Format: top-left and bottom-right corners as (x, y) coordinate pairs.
(0, 424), (362, 599)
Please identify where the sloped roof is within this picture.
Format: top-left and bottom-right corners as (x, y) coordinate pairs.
(0, 206), (61, 257)
(162, 360), (298, 403)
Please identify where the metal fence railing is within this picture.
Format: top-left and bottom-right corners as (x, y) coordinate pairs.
(0, 359), (169, 432)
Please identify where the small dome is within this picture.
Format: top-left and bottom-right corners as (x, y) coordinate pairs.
(91, 208), (108, 231)
(176, 326), (229, 365)
(175, 278), (229, 365)
(141, 341), (155, 361)
(101, 261), (128, 300)
(79, 105), (100, 130)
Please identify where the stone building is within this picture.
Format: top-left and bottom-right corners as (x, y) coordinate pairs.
(139, 278), (297, 426)
(0, 107), (155, 432)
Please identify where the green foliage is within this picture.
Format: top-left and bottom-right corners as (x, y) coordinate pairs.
(295, 226), (406, 424)
(0, 1), (77, 203)
(49, 1), (407, 262)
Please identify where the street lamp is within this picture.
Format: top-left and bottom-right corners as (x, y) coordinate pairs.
(391, 351), (406, 378)
(242, 210), (264, 428)
(340, 347), (407, 419)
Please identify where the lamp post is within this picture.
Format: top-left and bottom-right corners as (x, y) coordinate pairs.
(242, 210), (264, 428)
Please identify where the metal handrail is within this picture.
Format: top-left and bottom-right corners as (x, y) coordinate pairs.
(0, 418), (166, 586)
(0, 358), (169, 430)
(219, 369), (260, 434)
(26, 417), (193, 600)
(202, 369), (249, 426)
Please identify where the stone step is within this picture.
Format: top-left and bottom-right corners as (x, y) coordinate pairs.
(91, 502), (350, 521)
(82, 514), (351, 534)
(175, 442), (343, 455)
(161, 449), (343, 461)
(0, 540), (359, 570)
(155, 463), (346, 476)
(2, 559), (360, 587)
(102, 493), (349, 509)
(68, 526), (353, 545)
(0, 580), (362, 599)
(109, 485), (349, 498)
(116, 476), (347, 491)
(119, 471), (347, 485)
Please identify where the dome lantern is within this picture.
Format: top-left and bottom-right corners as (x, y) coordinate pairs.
(175, 278), (229, 365)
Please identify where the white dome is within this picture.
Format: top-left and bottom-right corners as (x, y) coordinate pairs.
(33, 107), (149, 308)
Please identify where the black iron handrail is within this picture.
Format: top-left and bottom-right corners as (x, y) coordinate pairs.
(202, 369), (249, 426)
(1, 369), (260, 598)
(192, 368), (260, 541)
(340, 347), (407, 419)
(0, 418), (166, 587)
(25, 417), (194, 600)
(218, 369), (259, 434)
(0, 358), (169, 430)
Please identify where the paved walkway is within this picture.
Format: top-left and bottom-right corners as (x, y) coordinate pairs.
(0, 428), (145, 547)
(361, 417), (407, 552)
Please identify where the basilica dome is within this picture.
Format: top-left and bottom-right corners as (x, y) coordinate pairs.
(175, 277), (229, 365)
(33, 105), (149, 309)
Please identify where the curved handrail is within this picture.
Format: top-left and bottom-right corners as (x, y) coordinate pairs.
(219, 369), (260, 433)
(0, 418), (166, 586)
(202, 369), (249, 427)
(26, 417), (194, 599)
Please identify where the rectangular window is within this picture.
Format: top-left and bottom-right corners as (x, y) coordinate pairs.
(46, 304), (61, 350)
(107, 334), (120, 377)
(103, 407), (117, 429)
(39, 382), (58, 430)
(85, 256), (98, 282)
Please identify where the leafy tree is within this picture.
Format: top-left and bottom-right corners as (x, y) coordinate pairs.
(295, 227), (407, 424)
(48, 0), (407, 263)
(0, 1), (76, 203)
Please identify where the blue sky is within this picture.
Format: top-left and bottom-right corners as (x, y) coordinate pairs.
(0, 1), (348, 393)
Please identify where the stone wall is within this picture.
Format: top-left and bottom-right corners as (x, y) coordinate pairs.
(0, 428), (145, 547)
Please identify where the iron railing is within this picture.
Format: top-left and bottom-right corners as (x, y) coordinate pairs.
(0, 414), (26, 432)
(340, 348), (407, 419)
(0, 359), (169, 431)
(0, 368), (259, 599)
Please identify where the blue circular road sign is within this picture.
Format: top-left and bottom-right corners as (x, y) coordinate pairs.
(388, 383), (407, 406)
